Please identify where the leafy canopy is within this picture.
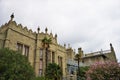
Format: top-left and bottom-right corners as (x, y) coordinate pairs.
(35, 76), (52, 80)
(77, 66), (89, 80)
(45, 63), (62, 80)
(42, 37), (51, 48)
(0, 48), (35, 80)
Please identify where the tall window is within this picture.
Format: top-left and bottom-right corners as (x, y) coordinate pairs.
(39, 69), (42, 76)
(17, 43), (23, 53)
(52, 52), (55, 63)
(40, 49), (43, 59)
(17, 43), (29, 57)
(39, 60), (43, 76)
(58, 56), (63, 69)
(47, 50), (51, 63)
(24, 45), (29, 57)
(39, 49), (43, 76)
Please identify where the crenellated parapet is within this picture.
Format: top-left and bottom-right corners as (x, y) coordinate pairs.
(7, 21), (36, 39)
(0, 21), (12, 33)
(0, 13), (64, 48)
(58, 44), (66, 49)
(36, 27), (58, 44)
(0, 16), (37, 40)
(57, 44), (66, 52)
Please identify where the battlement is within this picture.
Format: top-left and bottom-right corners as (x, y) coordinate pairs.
(7, 21), (36, 39)
(0, 20), (58, 42)
(0, 22), (11, 33)
(57, 44), (66, 52)
(0, 14), (66, 52)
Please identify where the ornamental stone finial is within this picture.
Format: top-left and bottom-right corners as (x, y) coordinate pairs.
(110, 43), (112, 47)
(45, 27), (48, 33)
(50, 30), (53, 36)
(37, 27), (40, 33)
(110, 43), (114, 51)
(10, 13), (14, 21)
(64, 43), (66, 48)
(55, 34), (57, 38)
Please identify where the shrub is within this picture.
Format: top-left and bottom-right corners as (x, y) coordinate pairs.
(86, 61), (120, 80)
(0, 48), (35, 80)
(35, 76), (52, 80)
(45, 63), (62, 80)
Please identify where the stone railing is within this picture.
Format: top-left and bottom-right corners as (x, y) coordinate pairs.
(85, 50), (111, 57)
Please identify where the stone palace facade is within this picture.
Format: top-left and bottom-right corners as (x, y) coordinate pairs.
(0, 14), (117, 80)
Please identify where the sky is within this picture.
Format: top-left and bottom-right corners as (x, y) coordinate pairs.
(0, 0), (120, 62)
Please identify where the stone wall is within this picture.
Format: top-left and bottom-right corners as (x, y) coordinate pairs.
(0, 19), (67, 77)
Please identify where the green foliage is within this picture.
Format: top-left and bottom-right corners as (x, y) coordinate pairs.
(0, 48), (35, 80)
(45, 63), (62, 80)
(35, 76), (45, 80)
(42, 37), (51, 48)
(35, 76), (52, 80)
(77, 66), (89, 80)
(75, 53), (82, 59)
(42, 37), (51, 44)
(86, 61), (120, 80)
(35, 76), (51, 80)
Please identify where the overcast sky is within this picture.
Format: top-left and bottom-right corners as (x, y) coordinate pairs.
(0, 0), (120, 62)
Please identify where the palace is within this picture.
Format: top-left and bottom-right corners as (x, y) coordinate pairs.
(0, 14), (117, 80)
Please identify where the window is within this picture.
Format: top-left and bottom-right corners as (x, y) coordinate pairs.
(39, 49), (43, 76)
(17, 43), (29, 57)
(17, 43), (23, 53)
(39, 59), (43, 76)
(71, 70), (74, 74)
(47, 50), (50, 63)
(24, 45), (29, 56)
(40, 49), (43, 59)
(58, 56), (63, 68)
(39, 69), (42, 76)
(39, 59), (43, 69)
(52, 52), (55, 63)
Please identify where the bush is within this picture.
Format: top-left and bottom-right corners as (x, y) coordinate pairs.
(86, 61), (120, 80)
(76, 66), (89, 80)
(45, 63), (62, 80)
(0, 48), (35, 80)
(35, 76), (52, 80)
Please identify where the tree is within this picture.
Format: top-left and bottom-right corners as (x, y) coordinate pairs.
(75, 48), (83, 80)
(86, 61), (120, 80)
(77, 66), (89, 80)
(75, 54), (81, 79)
(35, 76), (52, 80)
(42, 37), (51, 68)
(0, 48), (35, 80)
(45, 63), (62, 80)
